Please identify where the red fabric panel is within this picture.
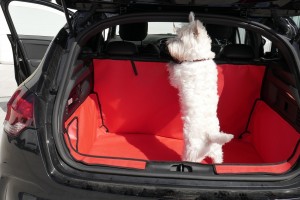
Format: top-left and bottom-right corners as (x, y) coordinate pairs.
(65, 126), (299, 172)
(64, 129), (269, 165)
(222, 139), (263, 163)
(93, 59), (183, 139)
(64, 133), (84, 161)
(65, 94), (102, 154)
(63, 58), (299, 173)
(65, 126), (263, 164)
(93, 60), (265, 139)
(82, 157), (147, 169)
(65, 118), (78, 150)
(64, 133), (147, 169)
(87, 132), (182, 161)
(217, 64), (265, 136)
(248, 101), (300, 163)
(215, 143), (300, 174)
(64, 96), (299, 172)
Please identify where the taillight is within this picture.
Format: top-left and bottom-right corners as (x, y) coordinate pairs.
(3, 87), (34, 137)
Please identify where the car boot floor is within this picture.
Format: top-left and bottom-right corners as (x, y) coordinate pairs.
(75, 131), (264, 164)
(64, 95), (299, 171)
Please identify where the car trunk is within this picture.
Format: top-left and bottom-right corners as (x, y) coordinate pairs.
(63, 54), (300, 173)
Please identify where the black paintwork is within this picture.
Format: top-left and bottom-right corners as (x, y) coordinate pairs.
(0, 130), (155, 200)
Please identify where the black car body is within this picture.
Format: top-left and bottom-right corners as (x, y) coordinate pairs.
(1, 0), (300, 199)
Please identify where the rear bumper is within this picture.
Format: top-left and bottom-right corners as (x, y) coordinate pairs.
(1, 129), (300, 200)
(0, 130), (151, 200)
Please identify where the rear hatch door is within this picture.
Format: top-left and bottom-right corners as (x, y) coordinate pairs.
(0, 0), (69, 85)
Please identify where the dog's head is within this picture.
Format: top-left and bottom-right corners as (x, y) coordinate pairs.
(167, 12), (215, 62)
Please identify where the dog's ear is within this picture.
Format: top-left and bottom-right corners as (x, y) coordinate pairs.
(193, 20), (201, 37)
(189, 11), (195, 22)
(173, 23), (178, 33)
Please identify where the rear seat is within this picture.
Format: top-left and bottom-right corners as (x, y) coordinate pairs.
(218, 44), (255, 63)
(106, 22), (160, 58)
(205, 24), (235, 58)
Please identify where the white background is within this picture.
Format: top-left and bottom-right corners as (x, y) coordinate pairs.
(0, 9), (13, 64)
(0, 0), (65, 64)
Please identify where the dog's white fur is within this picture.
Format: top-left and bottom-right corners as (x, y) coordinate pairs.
(167, 12), (233, 163)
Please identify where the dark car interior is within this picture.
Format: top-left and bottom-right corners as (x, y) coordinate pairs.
(63, 21), (300, 173)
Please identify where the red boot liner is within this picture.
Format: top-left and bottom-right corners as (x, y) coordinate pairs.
(63, 59), (299, 173)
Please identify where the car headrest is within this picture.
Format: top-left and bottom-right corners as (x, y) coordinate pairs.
(106, 41), (138, 56)
(119, 22), (148, 41)
(220, 44), (255, 60)
(206, 24), (234, 40)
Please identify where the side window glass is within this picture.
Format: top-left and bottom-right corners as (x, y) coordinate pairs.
(262, 36), (272, 53)
(236, 28), (246, 44)
(8, 1), (66, 36)
(292, 16), (300, 28)
(102, 28), (109, 41)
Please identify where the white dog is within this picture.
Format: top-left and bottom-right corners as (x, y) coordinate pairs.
(167, 12), (233, 163)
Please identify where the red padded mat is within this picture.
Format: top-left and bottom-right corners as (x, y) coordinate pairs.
(93, 60), (265, 138)
(64, 95), (298, 172)
(63, 60), (299, 173)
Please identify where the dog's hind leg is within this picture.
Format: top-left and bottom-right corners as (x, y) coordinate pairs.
(208, 143), (224, 163)
(183, 139), (211, 162)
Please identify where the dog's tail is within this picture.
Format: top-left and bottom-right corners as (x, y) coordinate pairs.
(209, 132), (233, 145)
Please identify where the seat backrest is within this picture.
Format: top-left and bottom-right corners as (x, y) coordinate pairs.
(106, 22), (160, 57)
(106, 41), (138, 56)
(105, 23), (147, 56)
(206, 24), (235, 57)
(93, 58), (265, 139)
(93, 59), (182, 139)
(219, 44), (255, 63)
